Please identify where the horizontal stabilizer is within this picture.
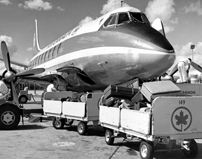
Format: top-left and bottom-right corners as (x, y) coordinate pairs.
(0, 57), (28, 68)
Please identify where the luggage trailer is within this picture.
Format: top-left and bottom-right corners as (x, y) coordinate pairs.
(99, 81), (202, 159)
(43, 91), (103, 135)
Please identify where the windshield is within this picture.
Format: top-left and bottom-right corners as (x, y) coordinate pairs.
(129, 12), (150, 25)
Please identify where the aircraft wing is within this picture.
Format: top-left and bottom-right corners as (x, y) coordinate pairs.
(0, 57), (29, 68)
(16, 68), (45, 77)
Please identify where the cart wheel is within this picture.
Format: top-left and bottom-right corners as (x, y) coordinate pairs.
(19, 95), (28, 104)
(105, 129), (114, 145)
(65, 119), (74, 126)
(139, 141), (153, 159)
(52, 118), (65, 129)
(77, 121), (87, 135)
(183, 139), (198, 158)
(0, 104), (20, 130)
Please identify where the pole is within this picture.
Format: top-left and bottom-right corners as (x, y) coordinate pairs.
(190, 44), (195, 62)
(121, 1), (124, 7)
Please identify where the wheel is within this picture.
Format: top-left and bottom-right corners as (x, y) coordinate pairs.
(19, 95), (28, 104)
(77, 121), (87, 135)
(139, 141), (153, 159)
(105, 129), (114, 145)
(65, 119), (74, 126)
(0, 104), (20, 130)
(52, 118), (65, 129)
(183, 139), (198, 158)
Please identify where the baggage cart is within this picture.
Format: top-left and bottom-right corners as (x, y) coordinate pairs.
(43, 91), (103, 135)
(100, 81), (202, 159)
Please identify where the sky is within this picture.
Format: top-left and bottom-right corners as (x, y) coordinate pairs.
(0, 0), (202, 75)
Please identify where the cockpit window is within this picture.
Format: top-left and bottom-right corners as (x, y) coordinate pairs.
(141, 13), (150, 25)
(103, 14), (116, 27)
(117, 12), (130, 24)
(129, 12), (150, 25)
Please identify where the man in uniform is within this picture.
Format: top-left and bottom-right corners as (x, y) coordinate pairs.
(177, 58), (191, 83)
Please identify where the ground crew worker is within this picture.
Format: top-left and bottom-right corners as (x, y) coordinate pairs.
(0, 78), (9, 103)
(0, 78), (9, 96)
(177, 58), (191, 83)
(46, 80), (58, 92)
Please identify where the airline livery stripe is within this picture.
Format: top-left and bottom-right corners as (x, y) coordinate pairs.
(34, 46), (174, 69)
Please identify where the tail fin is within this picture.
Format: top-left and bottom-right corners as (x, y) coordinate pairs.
(33, 19), (41, 53)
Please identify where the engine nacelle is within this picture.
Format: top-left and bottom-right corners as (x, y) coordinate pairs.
(2, 68), (18, 84)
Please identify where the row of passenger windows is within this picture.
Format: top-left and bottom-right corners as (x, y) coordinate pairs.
(29, 43), (62, 67)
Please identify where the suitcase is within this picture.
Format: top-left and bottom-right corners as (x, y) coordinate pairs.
(104, 85), (138, 100)
(141, 81), (181, 102)
(104, 97), (120, 107)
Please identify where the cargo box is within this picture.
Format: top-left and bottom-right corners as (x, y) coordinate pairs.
(104, 97), (120, 107)
(141, 81), (181, 102)
(104, 85), (138, 100)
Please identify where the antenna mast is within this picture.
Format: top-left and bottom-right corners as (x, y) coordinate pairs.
(121, 0), (124, 7)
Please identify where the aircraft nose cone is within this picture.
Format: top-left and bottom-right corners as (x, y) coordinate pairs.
(140, 26), (174, 53)
(135, 24), (176, 78)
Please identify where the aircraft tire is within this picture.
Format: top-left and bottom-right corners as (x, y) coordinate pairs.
(77, 121), (87, 135)
(52, 118), (65, 129)
(105, 129), (114, 145)
(0, 103), (20, 130)
(19, 95), (28, 104)
(139, 141), (153, 159)
(183, 139), (198, 158)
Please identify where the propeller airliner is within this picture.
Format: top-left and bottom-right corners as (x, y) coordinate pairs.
(1, 6), (176, 92)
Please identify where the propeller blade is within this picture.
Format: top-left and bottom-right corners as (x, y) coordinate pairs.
(10, 82), (19, 106)
(191, 61), (202, 73)
(16, 68), (45, 77)
(168, 63), (178, 76)
(1, 41), (11, 71)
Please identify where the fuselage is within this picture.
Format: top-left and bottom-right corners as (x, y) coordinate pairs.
(28, 7), (175, 92)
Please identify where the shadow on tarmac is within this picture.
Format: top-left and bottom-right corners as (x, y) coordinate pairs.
(65, 125), (105, 136)
(14, 124), (47, 131)
(109, 140), (202, 159)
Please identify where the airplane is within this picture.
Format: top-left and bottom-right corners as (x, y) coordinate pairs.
(1, 6), (176, 94)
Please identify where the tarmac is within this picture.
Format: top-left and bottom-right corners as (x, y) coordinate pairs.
(0, 91), (202, 159)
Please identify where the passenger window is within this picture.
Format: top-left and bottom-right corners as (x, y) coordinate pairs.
(39, 55), (42, 64)
(33, 59), (36, 66)
(57, 43), (62, 54)
(53, 45), (58, 58)
(48, 48), (53, 60)
(118, 13), (130, 24)
(51, 46), (56, 59)
(44, 51), (47, 62)
(103, 14), (116, 27)
(42, 52), (45, 63)
(36, 57), (39, 65)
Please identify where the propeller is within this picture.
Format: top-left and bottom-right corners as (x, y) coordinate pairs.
(1, 41), (45, 105)
(190, 61), (202, 73)
(168, 59), (202, 77)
